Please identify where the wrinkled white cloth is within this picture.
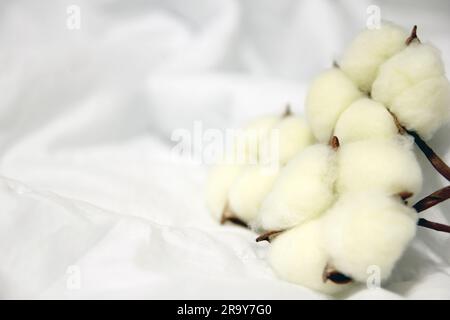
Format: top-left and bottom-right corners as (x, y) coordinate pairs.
(0, 0), (449, 299)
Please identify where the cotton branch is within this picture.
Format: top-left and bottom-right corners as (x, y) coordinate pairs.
(407, 130), (450, 182)
(417, 218), (450, 233)
(413, 186), (450, 234)
(390, 111), (450, 182)
(413, 185), (450, 212)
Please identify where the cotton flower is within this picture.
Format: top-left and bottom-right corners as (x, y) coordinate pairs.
(337, 136), (423, 197)
(269, 219), (353, 295)
(340, 22), (408, 93)
(323, 191), (418, 282)
(306, 68), (363, 142)
(206, 164), (243, 220)
(259, 116), (315, 166)
(372, 43), (450, 139)
(334, 98), (399, 143)
(231, 115), (280, 163)
(372, 43), (445, 106)
(257, 144), (337, 231)
(206, 115), (279, 222)
(207, 113), (314, 225)
(228, 166), (279, 223)
(389, 76), (450, 140)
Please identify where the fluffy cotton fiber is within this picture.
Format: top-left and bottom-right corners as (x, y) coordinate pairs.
(372, 43), (446, 107)
(334, 98), (399, 143)
(390, 76), (450, 140)
(269, 219), (353, 295)
(257, 144), (336, 231)
(259, 116), (315, 166)
(306, 68), (363, 142)
(340, 22), (408, 93)
(337, 137), (423, 197)
(323, 191), (418, 282)
(206, 164), (243, 220)
(207, 115), (279, 221)
(228, 166), (279, 223)
(231, 115), (280, 164)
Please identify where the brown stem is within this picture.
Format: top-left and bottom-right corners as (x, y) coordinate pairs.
(417, 218), (450, 233)
(256, 230), (284, 243)
(407, 129), (450, 182)
(413, 185), (450, 213)
(220, 203), (248, 228)
(389, 111), (450, 182)
(405, 25), (420, 45)
(322, 264), (352, 284)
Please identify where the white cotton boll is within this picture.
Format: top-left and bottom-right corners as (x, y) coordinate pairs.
(231, 115), (280, 164)
(390, 76), (450, 140)
(206, 164), (243, 220)
(337, 137), (422, 197)
(206, 115), (279, 221)
(340, 22), (408, 93)
(228, 165), (279, 223)
(372, 43), (446, 106)
(259, 116), (315, 166)
(323, 191), (418, 282)
(306, 68), (363, 142)
(334, 98), (398, 143)
(257, 145), (336, 231)
(269, 219), (353, 295)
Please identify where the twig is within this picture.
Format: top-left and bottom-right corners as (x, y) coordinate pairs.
(417, 218), (450, 233)
(389, 111), (450, 182)
(407, 129), (450, 182)
(413, 185), (450, 213)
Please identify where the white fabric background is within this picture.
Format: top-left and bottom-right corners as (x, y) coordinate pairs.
(0, 0), (449, 299)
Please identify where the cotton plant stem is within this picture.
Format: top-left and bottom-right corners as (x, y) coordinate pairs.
(406, 129), (450, 182)
(389, 111), (450, 182)
(412, 186), (450, 233)
(417, 218), (450, 233)
(413, 185), (450, 213)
